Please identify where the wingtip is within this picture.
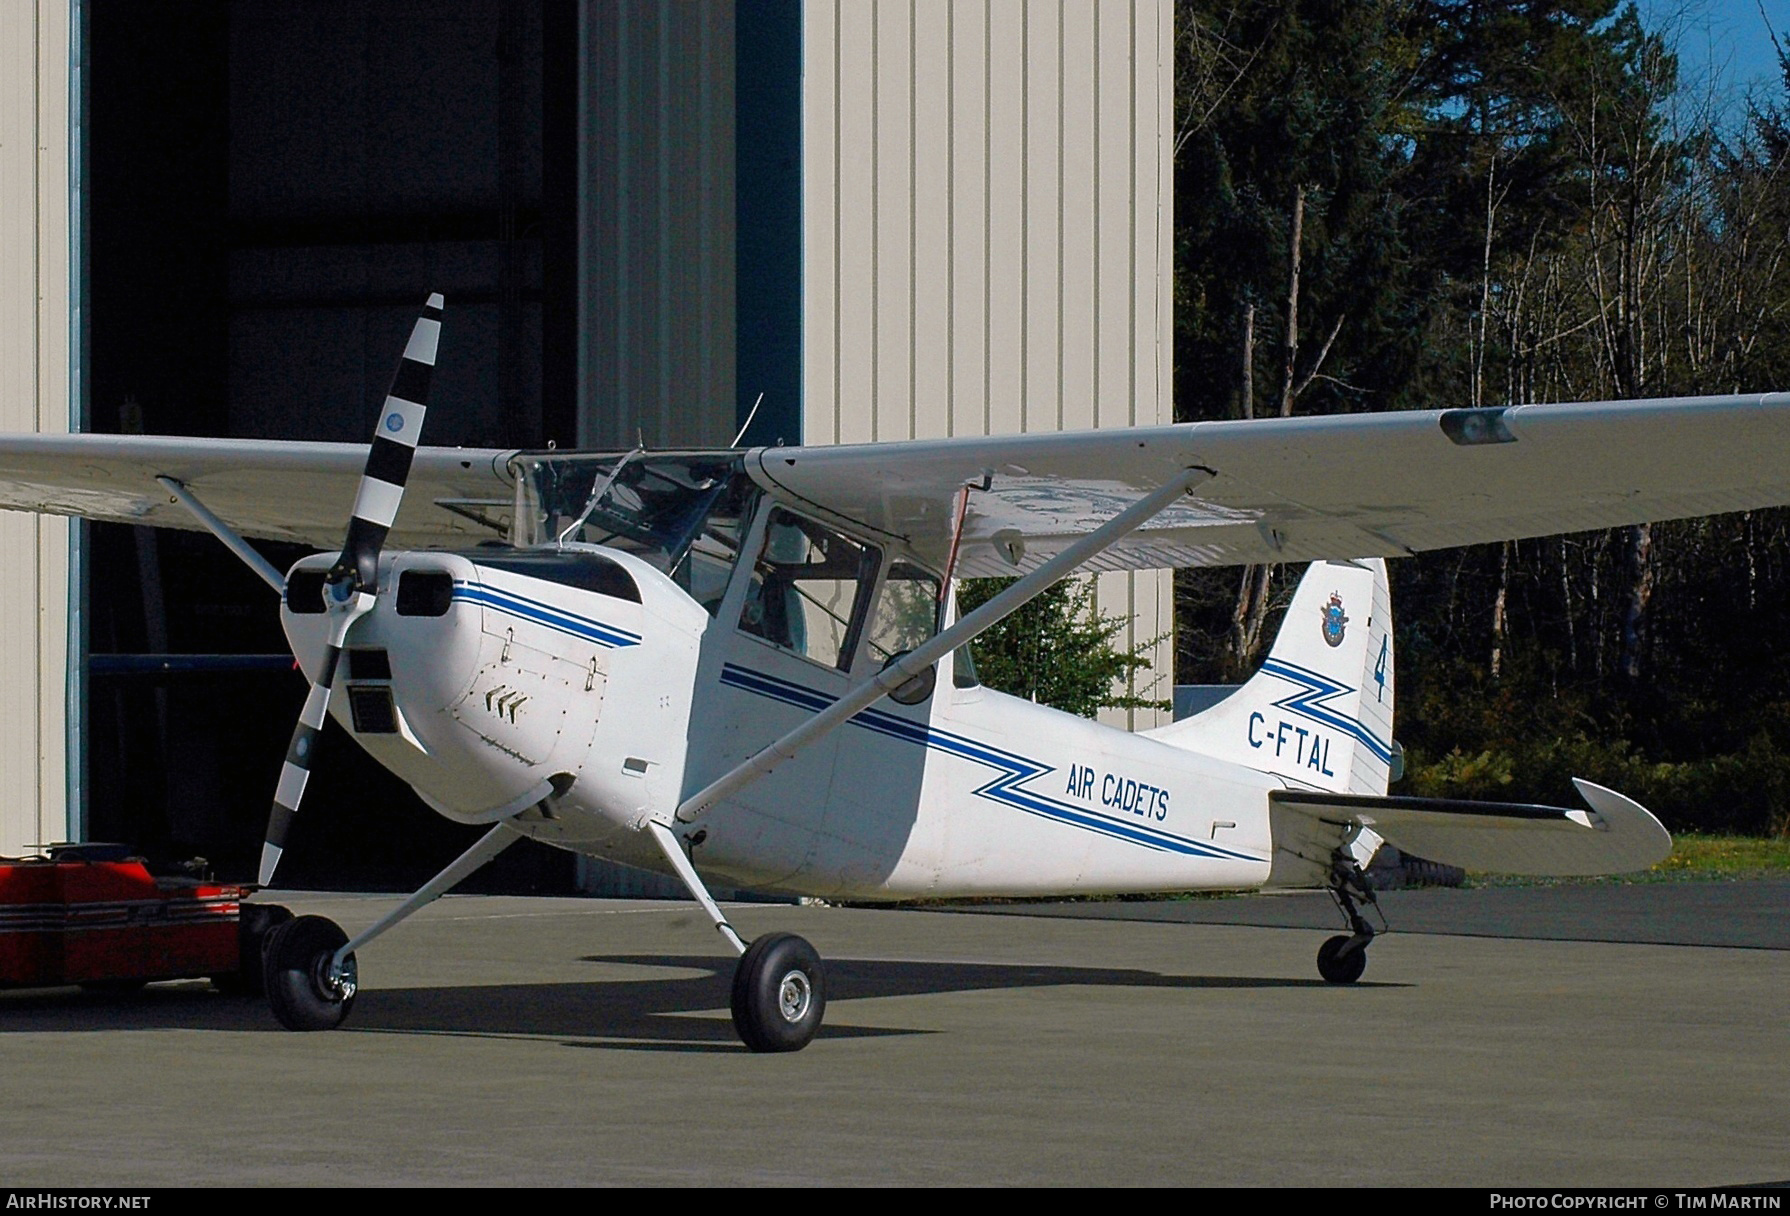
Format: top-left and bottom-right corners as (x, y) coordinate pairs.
(1572, 776), (1673, 866)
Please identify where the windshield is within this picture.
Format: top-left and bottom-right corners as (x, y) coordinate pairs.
(512, 452), (758, 611)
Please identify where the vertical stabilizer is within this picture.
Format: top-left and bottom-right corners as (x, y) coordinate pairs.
(1145, 559), (1396, 794)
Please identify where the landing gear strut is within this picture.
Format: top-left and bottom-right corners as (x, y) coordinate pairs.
(646, 821), (828, 1053)
(260, 820), (525, 1031)
(1318, 850), (1383, 985)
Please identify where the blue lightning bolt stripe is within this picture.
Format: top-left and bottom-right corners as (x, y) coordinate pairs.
(719, 663), (1263, 862)
(452, 582), (642, 649)
(1258, 658), (1393, 762)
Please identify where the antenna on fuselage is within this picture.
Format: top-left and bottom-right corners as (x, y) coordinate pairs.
(731, 392), (766, 449)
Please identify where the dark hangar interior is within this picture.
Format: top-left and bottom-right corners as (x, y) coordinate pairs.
(81, 0), (800, 890)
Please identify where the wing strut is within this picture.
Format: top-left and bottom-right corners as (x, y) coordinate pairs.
(673, 466), (1216, 824)
(156, 475), (287, 594)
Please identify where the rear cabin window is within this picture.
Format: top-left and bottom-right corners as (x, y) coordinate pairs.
(862, 561), (943, 665)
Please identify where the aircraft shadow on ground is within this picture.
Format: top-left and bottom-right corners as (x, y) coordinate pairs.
(0, 956), (1402, 1050)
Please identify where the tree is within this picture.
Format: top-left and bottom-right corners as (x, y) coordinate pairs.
(958, 578), (1169, 719)
(1170, 1), (1790, 834)
(1173, 0), (1414, 677)
(1174, 0), (1410, 427)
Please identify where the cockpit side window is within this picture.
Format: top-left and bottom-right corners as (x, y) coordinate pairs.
(737, 508), (880, 671)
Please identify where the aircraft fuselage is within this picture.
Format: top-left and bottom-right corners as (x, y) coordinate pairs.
(280, 541), (1282, 901)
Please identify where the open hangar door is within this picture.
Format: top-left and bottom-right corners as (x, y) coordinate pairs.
(83, 0), (578, 892)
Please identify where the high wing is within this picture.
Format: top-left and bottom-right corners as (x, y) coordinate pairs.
(1267, 780), (1672, 880)
(0, 390), (1785, 566)
(0, 433), (515, 549)
(749, 392), (1790, 576)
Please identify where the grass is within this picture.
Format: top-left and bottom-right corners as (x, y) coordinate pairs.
(1468, 832), (1790, 888)
(1648, 832), (1790, 878)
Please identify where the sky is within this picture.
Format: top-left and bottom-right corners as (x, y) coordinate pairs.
(1639, 0), (1786, 106)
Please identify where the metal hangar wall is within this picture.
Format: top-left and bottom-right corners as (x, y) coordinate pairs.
(0, 0), (73, 859)
(802, 0), (1176, 728)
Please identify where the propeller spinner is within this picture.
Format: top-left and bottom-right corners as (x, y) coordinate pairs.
(259, 293), (444, 886)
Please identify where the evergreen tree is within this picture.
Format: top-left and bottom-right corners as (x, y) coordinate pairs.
(958, 578), (1168, 719)
(1171, 1), (1790, 834)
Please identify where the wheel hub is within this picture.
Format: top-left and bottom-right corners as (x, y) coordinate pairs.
(777, 969), (811, 1023)
(313, 952), (358, 1003)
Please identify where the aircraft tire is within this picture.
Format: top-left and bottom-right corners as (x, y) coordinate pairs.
(215, 902), (293, 996)
(1317, 934), (1368, 985)
(730, 932), (826, 1053)
(263, 915), (357, 1031)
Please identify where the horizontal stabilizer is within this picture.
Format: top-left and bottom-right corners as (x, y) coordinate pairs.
(1270, 778), (1671, 878)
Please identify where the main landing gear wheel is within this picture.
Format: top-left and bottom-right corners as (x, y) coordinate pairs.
(1317, 934), (1368, 984)
(263, 914), (357, 1031)
(215, 902), (293, 996)
(731, 932), (826, 1053)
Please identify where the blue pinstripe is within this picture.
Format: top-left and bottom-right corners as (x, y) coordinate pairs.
(719, 663), (1263, 862)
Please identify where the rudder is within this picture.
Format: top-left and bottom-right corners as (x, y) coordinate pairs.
(1145, 559), (1396, 794)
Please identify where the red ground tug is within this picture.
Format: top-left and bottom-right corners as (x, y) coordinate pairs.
(0, 844), (288, 995)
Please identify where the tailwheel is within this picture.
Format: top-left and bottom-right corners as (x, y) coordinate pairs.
(263, 914), (357, 1031)
(1317, 934), (1368, 984)
(730, 932), (826, 1053)
(1318, 847), (1383, 985)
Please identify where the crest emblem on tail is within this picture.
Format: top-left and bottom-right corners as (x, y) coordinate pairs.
(1321, 593), (1349, 647)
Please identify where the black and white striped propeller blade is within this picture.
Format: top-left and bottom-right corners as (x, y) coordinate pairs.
(259, 293), (443, 886)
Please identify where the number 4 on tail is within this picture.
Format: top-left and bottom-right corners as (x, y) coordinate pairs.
(1374, 636), (1389, 702)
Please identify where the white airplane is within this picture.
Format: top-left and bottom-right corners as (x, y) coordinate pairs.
(0, 294), (1779, 1051)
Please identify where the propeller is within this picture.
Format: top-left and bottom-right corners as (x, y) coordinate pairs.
(259, 293), (444, 886)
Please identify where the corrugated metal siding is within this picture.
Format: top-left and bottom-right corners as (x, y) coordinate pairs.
(0, 0), (72, 852)
(804, 0), (1174, 727)
(578, 0), (736, 450)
